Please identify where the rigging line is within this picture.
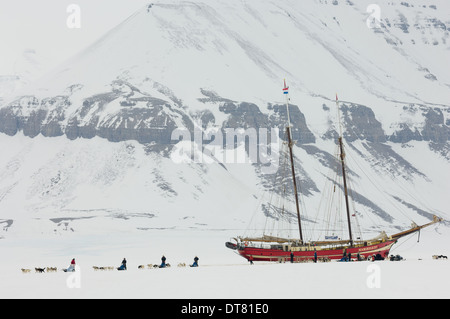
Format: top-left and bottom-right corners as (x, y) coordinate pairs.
(344, 142), (413, 222)
(313, 166), (336, 240)
(393, 178), (434, 213)
(388, 168), (438, 219)
(336, 144), (345, 238)
(330, 145), (340, 237)
(346, 173), (364, 240)
(335, 94), (343, 139)
(328, 163), (340, 238)
(295, 160), (311, 240)
(310, 148), (335, 236)
(246, 190), (263, 231)
(348, 180), (373, 237)
(263, 134), (288, 236)
(262, 182), (276, 237)
(338, 144), (363, 239)
(279, 142), (290, 237)
(268, 141), (289, 238)
(382, 163), (439, 218)
(329, 143), (345, 239)
(389, 231), (420, 254)
(325, 176), (338, 239)
(313, 143), (342, 240)
(246, 189), (269, 237)
(316, 145), (335, 239)
(340, 150), (378, 229)
(345, 150), (404, 224)
(336, 174), (344, 240)
(320, 153), (343, 240)
(385, 143), (439, 215)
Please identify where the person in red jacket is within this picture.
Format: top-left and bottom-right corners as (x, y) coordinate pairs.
(65, 258), (76, 272)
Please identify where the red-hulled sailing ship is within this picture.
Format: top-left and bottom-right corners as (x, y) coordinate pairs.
(226, 80), (442, 262)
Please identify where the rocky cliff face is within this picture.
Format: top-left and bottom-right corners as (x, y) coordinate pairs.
(1, 91), (447, 147)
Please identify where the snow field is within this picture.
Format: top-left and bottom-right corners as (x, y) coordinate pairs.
(3, 258), (449, 299)
(1, 227), (449, 299)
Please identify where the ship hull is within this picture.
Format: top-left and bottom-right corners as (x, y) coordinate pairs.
(236, 240), (396, 262)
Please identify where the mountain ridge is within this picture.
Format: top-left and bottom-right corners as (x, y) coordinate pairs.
(0, 0), (448, 239)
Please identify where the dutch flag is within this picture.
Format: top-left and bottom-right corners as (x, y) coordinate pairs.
(283, 79), (289, 94)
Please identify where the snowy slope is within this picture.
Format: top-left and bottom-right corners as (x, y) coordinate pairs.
(0, 129), (447, 241)
(0, 48), (50, 105)
(0, 0), (449, 252)
(0, 134), (260, 237)
(4, 1), (450, 125)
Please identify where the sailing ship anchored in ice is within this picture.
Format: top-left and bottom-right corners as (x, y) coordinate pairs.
(226, 80), (443, 262)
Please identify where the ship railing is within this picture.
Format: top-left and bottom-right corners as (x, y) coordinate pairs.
(238, 239), (386, 251)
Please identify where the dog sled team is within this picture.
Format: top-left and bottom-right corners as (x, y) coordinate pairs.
(136, 255), (199, 269)
(22, 258), (77, 273)
(22, 267), (58, 274)
(21, 256), (200, 273)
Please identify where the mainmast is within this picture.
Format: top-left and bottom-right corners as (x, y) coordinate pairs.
(335, 94), (353, 245)
(283, 79), (303, 243)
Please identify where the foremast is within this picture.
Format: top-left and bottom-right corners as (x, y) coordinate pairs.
(283, 79), (303, 243)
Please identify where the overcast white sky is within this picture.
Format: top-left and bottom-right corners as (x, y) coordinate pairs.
(0, 0), (150, 74)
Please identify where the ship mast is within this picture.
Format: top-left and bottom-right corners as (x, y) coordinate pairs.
(335, 94), (353, 245)
(283, 80), (303, 243)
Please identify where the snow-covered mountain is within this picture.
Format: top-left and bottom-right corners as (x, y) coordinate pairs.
(0, 0), (449, 241)
(0, 48), (51, 106)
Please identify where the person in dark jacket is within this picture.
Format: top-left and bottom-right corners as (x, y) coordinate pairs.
(191, 256), (199, 267)
(313, 249), (318, 263)
(160, 255), (166, 268)
(118, 258), (127, 270)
